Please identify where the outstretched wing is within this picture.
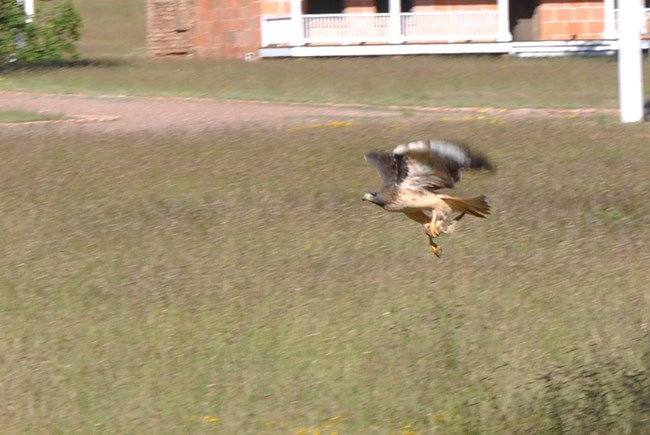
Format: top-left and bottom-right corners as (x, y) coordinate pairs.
(364, 151), (397, 186)
(393, 140), (492, 191)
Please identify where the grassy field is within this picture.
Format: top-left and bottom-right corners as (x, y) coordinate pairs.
(1, 117), (649, 433)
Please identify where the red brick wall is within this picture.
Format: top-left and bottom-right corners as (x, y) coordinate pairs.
(344, 0), (375, 12)
(345, 0), (374, 6)
(195, 0), (262, 59)
(537, 0), (604, 40)
(260, 1), (291, 14)
(412, 0), (496, 11)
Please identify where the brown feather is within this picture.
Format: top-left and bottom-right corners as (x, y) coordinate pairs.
(438, 195), (491, 218)
(364, 152), (397, 186)
(394, 140), (493, 191)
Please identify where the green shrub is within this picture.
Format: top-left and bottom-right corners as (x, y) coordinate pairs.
(0, 0), (81, 63)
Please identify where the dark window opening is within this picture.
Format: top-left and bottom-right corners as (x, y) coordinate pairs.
(376, 0), (412, 13)
(307, 0), (344, 14)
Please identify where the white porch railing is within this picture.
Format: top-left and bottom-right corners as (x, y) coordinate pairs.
(304, 14), (391, 44)
(402, 12), (499, 42)
(260, 11), (501, 47)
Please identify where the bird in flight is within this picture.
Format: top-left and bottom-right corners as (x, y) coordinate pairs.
(363, 140), (494, 257)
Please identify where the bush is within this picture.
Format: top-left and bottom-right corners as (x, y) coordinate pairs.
(0, 0), (81, 63)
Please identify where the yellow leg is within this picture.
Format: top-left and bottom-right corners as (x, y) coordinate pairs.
(428, 211), (442, 238)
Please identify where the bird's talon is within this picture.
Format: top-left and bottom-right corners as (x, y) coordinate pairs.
(429, 238), (441, 257)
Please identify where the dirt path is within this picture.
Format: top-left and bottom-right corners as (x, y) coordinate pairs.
(0, 92), (410, 132)
(1, 91), (620, 133)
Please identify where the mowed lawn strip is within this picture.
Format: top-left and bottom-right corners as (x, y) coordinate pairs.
(2, 56), (649, 109)
(0, 110), (65, 123)
(1, 118), (649, 433)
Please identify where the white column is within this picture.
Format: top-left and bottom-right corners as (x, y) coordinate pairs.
(389, 0), (403, 44)
(290, 0), (304, 46)
(23, 0), (35, 23)
(618, 0), (644, 123)
(497, 0), (511, 42)
(603, 0), (616, 39)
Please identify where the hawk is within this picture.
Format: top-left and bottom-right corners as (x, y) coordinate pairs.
(362, 140), (494, 256)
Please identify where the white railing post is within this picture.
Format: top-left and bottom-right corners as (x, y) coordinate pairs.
(19, 0), (35, 23)
(618, 0), (644, 123)
(603, 0), (616, 39)
(290, 0), (304, 46)
(496, 0), (511, 41)
(389, 0), (403, 44)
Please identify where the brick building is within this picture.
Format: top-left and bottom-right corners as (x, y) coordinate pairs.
(147, 0), (650, 59)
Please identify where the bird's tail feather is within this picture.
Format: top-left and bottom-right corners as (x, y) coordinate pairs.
(440, 195), (490, 218)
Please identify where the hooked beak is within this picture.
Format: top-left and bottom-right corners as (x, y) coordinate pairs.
(362, 192), (374, 202)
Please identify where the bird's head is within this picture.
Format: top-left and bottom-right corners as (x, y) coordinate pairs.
(362, 190), (386, 207)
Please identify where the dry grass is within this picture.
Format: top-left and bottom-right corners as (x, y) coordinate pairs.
(1, 117), (649, 433)
(3, 3), (649, 432)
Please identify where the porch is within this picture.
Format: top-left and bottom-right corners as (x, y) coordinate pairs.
(259, 0), (650, 58)
(261, 0), (512, 48)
